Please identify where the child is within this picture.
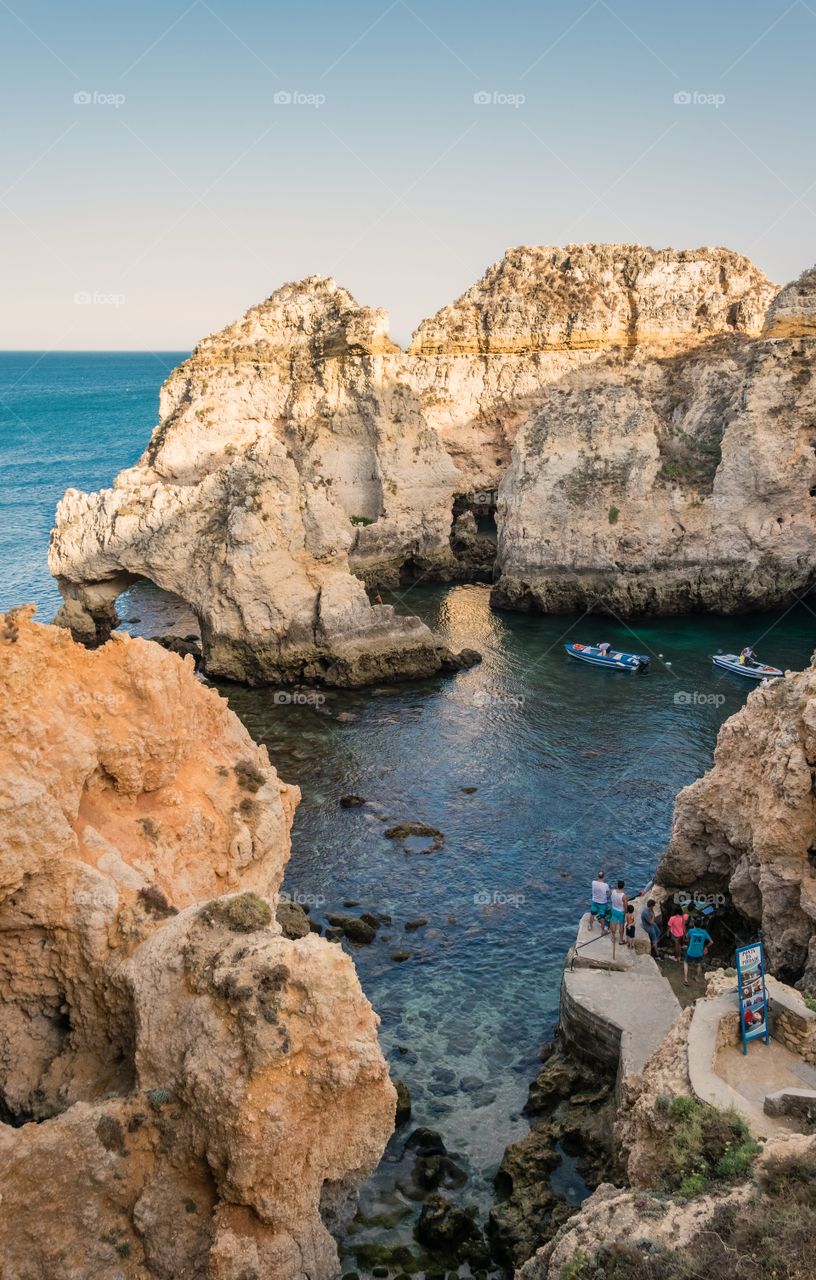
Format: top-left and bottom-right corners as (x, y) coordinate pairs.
(624, 904), (636, 949)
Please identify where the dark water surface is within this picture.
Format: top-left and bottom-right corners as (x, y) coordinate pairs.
(221, 586), (816, 1272)
(2, 353), (815, 1275)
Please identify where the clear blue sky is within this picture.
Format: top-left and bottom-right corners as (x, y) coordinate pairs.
(1, 0), (814, 349)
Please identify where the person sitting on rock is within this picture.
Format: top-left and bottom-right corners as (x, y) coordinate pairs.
(683, 915), (713, 987)
(588, 871), (610, 934)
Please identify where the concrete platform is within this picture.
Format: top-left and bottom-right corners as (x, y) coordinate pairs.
(690, 987), (816, 1138)
(561, 914), (682, 1080)
(573, 911), (649, 971)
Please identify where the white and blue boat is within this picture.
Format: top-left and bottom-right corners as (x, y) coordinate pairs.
(713, 652), (782, 681)
(565, 643), (649, 671)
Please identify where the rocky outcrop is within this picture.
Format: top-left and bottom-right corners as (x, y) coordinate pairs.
(49, 277), (475, 686)
(411, 243), (774, 356)
(0, 608), (395, 1279)
(764, 263), (816, 339)
(492, 333), (816, 614)
(51, 246), (816, 684)
(657, 659), (816, 989)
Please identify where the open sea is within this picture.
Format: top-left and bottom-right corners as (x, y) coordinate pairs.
(2, 351), (814, 1275)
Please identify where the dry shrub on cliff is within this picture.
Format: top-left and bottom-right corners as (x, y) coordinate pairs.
(560, 1146), (816, 1280)
(200, 891), (272, 932)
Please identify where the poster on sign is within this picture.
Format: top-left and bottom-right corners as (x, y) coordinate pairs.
(736, 940), (770, 1055)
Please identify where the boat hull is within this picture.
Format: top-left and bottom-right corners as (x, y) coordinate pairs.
(712, 654), (782, 680)
(565, 644), (648, 671)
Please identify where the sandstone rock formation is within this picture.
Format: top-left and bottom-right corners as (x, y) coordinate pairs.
(0, 608), (395, 1279)
(492, 332), (816, 614)
(657, 658), (816, 989)
(51, 244), (816, 687)
(49, 277), (475, 686)
(764, 263), (816, 339)
(409, 242), (776, 494)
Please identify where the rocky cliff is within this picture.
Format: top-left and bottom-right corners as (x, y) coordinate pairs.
(49, 277), (480, 686)
(657, 656), (816, 990)
(492, 332), (816, 614)
(0, 607), (395, 1280)
(50, 245), (816, 687)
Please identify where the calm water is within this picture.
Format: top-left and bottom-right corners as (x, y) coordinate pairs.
(0, 351), (187, 618)
(2, 353), (815, 1274)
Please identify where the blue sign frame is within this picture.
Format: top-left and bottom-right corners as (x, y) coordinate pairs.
(736, 940), (770, 1055)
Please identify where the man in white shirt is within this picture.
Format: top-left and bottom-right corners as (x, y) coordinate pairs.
(589, 872), (610, 934)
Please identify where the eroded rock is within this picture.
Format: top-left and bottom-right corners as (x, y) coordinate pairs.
(657, 659), (816, 988)
(0, 610), (395, 1280)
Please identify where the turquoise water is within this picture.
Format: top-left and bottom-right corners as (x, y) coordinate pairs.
(3, 353), (815, 1274)
(0, 352), (187, 618)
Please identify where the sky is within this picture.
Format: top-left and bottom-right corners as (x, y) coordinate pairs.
(1, 0), (815, 350)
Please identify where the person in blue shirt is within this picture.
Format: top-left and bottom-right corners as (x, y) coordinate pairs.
(683, 915), (713, 986)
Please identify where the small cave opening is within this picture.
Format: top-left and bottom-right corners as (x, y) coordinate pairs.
(449, 491), (499, 583)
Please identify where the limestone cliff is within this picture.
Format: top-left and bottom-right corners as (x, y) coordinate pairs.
(0, 608), (395, 1280)
(50, 245), (816, 687)
(492, 333), (816, 614)
(49, 277), (473, 686)
(764, 263), (816, 339)
(657, 657), (816, 990)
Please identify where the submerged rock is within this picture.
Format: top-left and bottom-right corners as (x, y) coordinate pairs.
(394, 1078), (412, 1127)
(384, 822), (445, 852)
(325, 912), (377, 945)
(416, 1192), (487, 1264)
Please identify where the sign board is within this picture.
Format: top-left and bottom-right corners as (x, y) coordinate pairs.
(736, 940), (769, 1055)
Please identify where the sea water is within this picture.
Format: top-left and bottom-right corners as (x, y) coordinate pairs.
(2, 352), (814, 1272)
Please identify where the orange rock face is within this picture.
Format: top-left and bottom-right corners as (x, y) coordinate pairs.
(0, 608), (395, 1279)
